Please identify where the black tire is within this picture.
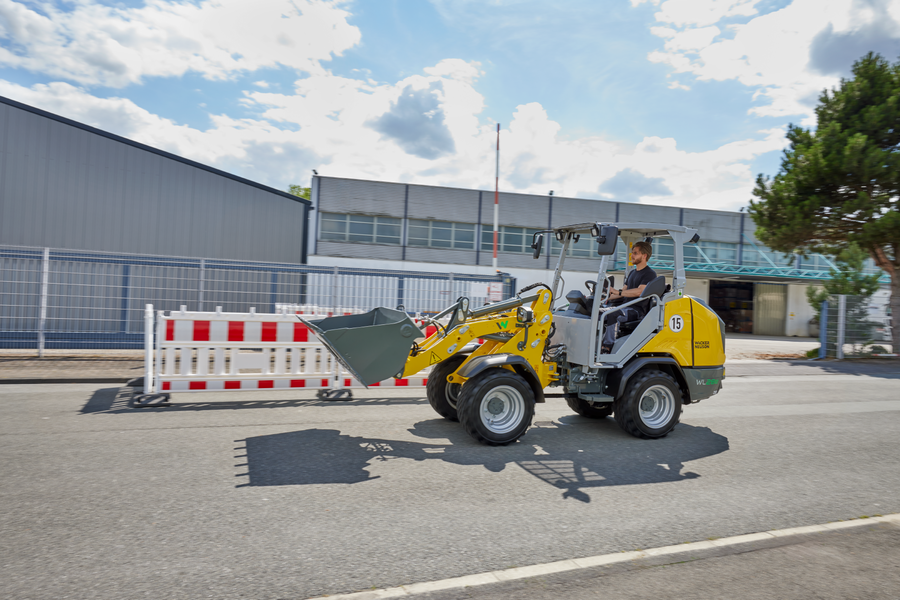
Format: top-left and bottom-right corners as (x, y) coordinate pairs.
(614, 369), (682, 439)
(426, 354), (467, 421)
(565, 394), (613, 419)
(457, 368), (535, 446)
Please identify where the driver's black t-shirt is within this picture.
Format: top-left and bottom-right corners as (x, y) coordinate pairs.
(609, 265), (658, 313)
(624, 265), (658, 292)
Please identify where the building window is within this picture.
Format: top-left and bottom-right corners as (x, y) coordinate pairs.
(320, 213), (401, 245)
(408, 219), (475, 250)
(481, 226), (543, 255)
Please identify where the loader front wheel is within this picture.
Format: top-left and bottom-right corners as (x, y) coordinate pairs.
(614, 369), (681, 439)
(565, 394), (613, 419)
(426, 354), (467, 421)
(457, 368), (535, 446)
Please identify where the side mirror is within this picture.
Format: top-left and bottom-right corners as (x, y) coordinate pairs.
(531, 233), (543, 259)
(596, 225), (618, 256)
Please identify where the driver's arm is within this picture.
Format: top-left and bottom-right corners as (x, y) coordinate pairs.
(609, 283), (646, 300)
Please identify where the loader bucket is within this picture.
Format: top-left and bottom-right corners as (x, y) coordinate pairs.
(300, 308), (421, 387)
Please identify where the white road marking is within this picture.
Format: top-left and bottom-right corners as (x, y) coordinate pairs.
(306, 514), (900, 600)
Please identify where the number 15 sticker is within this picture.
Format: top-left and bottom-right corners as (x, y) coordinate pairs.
(668, 315), (684, 332)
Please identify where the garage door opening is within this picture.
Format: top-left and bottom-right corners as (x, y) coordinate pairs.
(709, 281), (787, 336)
(709, 281), (754, 333)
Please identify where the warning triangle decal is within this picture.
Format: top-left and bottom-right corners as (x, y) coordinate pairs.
(429, 352), (441, 365)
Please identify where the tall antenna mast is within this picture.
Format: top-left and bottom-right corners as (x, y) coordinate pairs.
(493, 123), (500, 271)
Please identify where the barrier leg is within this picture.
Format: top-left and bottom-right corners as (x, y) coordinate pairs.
(316, 353), (353, 401)
(132, 305), (171, 407)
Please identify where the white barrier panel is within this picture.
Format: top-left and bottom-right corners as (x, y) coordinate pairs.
(143, 305), (427, 397)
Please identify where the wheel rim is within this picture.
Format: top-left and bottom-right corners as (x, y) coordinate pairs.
(479, 385), (525, 434)
(445, 382), (461, 409)
(638, 384), (676, 429)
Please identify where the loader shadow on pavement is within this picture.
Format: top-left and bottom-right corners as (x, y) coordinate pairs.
(237, 420), (728, 502)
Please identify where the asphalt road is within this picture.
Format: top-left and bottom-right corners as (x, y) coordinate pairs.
(2, 369), (899, 599)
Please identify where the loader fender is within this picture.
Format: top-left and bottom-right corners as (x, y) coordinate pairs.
(456, 354), (545, 403)
(609, 356), (691, 404)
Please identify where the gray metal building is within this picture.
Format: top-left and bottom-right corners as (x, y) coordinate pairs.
(0, 95), (310, 262)
(308, 175), (886, 337)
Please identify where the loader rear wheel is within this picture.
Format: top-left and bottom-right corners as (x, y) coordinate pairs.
(426, 354), (467, 421)
(457, 368), (535, 446)
(565, 394), (613, 419)
(614, 369), (681, 439)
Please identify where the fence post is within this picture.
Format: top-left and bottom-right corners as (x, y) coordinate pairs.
(143, 304), (154, 394)
(818, 300), (828, 359)
(120, 264), (131, 334)
(836, 295), (847, 360)
(198, 258), (205, 312)
(37, 247), (50, 358)
(332, 266), (339, 314)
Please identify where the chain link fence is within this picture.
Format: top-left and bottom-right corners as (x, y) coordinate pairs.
(819, 295), (894, 358)
(1, 245), (515, 353)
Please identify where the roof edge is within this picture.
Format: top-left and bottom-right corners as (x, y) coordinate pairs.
(0, 94), (310, 207)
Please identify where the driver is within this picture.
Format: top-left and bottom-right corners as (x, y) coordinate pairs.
(600, 241), (656, 353)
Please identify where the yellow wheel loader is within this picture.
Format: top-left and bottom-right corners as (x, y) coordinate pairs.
(302, 222), (725, 445)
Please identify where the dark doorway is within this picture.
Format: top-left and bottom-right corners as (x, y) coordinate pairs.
(709, 281), (754, 333)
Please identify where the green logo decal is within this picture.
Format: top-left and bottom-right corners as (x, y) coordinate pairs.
(695, 378), (720, 386)
(498, 320), (508, 329)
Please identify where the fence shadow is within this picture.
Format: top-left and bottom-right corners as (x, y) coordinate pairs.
(237, 420), (729, 502)
(79, 387), (428, 414)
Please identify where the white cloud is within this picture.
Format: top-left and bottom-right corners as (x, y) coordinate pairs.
(0, 0), (361, 87)
(1, 61), (782, 212)
(640, 0), (900, 123)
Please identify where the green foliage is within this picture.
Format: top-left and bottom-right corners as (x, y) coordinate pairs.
(749, 52), (899, 350)
(806, 242), (882, 318)
(805, 347), (820, 359)
(288, 185), (311, 200)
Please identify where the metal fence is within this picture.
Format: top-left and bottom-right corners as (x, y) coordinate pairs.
(819, 295), (894, 359)
(0, 245), (515, 352)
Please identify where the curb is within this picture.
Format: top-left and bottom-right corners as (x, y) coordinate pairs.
(0, 378), (132, 385)
(309, 514), (900, 599)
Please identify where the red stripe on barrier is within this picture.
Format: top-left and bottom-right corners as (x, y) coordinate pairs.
(193, 321), (210, 342)
(321, 378), (329, 388)
(344, 379), (352, 387)
(225, 381), (241, 389)
(189, 381), (206, 390)
(166, 320), (175, 341)
(228, 321), (244, 342)
(294, 323), (308, 342)
(422, 378), (428, 385)
(162, 381), (171, 391)
(369, 382), (380, 387)
(258, 380), (274, 389)
(396, 379), (409, 386)
(290, 380), (306, 388)
(261, 322), (277, 342)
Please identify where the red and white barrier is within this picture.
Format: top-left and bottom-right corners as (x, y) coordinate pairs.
(141, 304), (428, 398)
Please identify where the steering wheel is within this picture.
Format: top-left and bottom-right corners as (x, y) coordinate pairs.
(599, 278), (611, 304)
(585, 280), (596, 295)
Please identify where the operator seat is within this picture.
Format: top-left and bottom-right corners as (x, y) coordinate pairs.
(618, 276), (668, 336)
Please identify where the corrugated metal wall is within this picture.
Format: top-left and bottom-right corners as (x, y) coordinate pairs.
(0, 97), (308, 263)
(754, 283), (787, 336)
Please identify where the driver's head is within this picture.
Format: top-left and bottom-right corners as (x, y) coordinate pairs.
(632, 241), (652, 265)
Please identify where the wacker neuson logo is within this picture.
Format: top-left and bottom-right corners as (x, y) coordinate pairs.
(696, 378), (720, 386)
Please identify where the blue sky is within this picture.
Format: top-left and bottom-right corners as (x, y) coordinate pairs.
(1, 0), (898, 210)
